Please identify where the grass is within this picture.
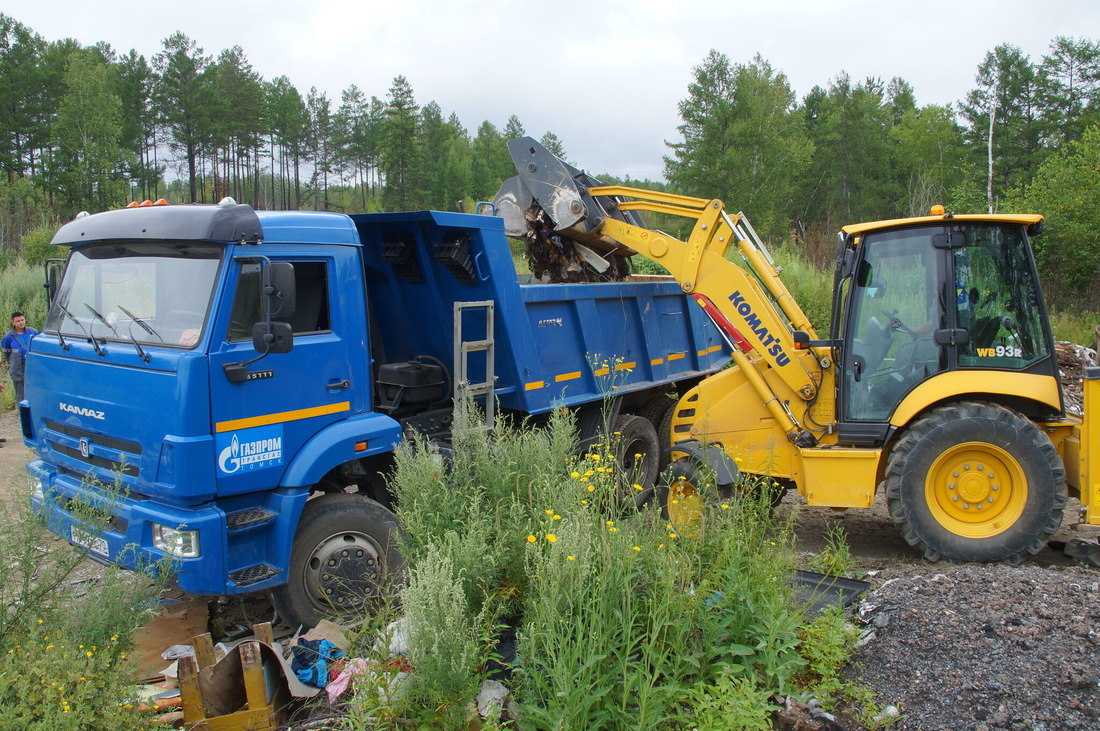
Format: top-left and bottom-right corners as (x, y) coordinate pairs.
(1049, 308), (1100, 346)
(341, 400), (882, 729)
(0, 472), (171, 730)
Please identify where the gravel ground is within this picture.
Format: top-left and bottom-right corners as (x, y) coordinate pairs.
(848, 563), (1100, 730)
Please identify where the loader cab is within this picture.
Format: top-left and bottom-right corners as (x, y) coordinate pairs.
(836, 215), (1057, 446)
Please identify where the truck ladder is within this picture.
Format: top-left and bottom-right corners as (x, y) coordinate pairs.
(454, 300), (497, 430)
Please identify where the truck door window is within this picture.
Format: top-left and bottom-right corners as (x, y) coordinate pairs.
(228, 260), (331, 342)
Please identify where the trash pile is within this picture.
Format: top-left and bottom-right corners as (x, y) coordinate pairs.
(134, 614), (515, 729)
(1056, 338), (1098, 416)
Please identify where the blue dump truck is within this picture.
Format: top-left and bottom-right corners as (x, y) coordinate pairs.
(24, 200), (730, 628)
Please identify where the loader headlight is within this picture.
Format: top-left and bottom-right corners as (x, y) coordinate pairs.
(152, 524), (200, 558)
(32, 480), (44, 502)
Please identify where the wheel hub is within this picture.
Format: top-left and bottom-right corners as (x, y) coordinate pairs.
(307, 533), (383, 610)
(668, 478), (704, 534)
(926, 443), (1026, 538)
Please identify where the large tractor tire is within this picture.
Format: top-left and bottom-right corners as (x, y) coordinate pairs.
(884, 401), (1066, 564)
(273, 493), (404, 630)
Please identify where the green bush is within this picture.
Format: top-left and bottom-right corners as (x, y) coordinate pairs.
(0, 474), (170, 730)
(355, 400), (873, 728)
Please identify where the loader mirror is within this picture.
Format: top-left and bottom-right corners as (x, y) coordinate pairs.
(933, 231), (967, 249)
(856, 261), (886, 298)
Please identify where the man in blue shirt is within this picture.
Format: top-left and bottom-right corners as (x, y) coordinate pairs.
(2, 312), (38, 405)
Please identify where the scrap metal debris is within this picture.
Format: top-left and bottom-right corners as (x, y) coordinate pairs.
(1056, 340), (1097, 416)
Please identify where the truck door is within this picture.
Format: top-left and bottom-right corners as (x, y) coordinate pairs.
(208, 256), (360, 496)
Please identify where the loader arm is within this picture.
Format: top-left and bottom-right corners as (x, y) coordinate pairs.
(495, 137), (826, 442)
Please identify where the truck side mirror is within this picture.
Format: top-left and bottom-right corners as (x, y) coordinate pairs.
(252, 321), (294, 354)
(44, 259), (65, 306)
(266, 262), (297, 319)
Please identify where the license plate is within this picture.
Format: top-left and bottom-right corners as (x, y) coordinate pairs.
(70, 526), (109, 557)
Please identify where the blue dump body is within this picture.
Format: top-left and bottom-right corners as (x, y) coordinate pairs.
(25, 205), (729, 599)
(351, 210), (729, 413)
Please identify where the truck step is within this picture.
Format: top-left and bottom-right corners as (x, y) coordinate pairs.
(225, 508), (277, 530)
(229, 563), (280, 587)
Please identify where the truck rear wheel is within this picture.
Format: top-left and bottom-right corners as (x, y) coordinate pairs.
(637, 395), (677, 472)
(612, 414), (661, 494)
(273, 493), (404, 630)
(884, 401), (1066, 564)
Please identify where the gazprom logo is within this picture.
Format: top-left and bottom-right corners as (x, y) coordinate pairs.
(217, 425), (284, 476)
(727, 290), (792, 367)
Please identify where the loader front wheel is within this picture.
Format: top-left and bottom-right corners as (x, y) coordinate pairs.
(273, 493), (404, 630)
(885, 402), (1066, 564)
(657, 459), (707, 535)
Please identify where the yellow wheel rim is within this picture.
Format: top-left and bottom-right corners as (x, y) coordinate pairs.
(924, 442), (1027, 538)
(668, 477), (704, 535)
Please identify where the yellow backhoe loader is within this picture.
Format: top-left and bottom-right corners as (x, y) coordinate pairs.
(495, 137), (1097, 565)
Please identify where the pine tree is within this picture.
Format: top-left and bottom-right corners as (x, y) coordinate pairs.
(380, 76), (421, 210)
(50, 51), (131, 214)
(153, 32), (211, 203)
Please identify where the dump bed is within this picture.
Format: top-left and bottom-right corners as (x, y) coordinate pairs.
(351, 210), (731, 414)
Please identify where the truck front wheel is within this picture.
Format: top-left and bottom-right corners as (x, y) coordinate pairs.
(273, 493), (404, 630)
(884, 401), (1066, 564)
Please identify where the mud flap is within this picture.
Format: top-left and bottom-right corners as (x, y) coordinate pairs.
(667, 440), (740, 488)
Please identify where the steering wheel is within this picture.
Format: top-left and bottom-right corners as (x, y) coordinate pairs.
(881, 309), (917, 338)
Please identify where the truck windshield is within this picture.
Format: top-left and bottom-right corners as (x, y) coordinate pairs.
(45, 241), (224, 349)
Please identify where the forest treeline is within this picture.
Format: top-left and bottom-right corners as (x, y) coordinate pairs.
(1, 14), (1097, 305)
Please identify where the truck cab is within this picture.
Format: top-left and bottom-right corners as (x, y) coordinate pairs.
(26, 200), (401, 608)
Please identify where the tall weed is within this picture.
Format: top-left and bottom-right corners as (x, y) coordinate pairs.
(0, 474), (169, 730)
(369, 402), (871, 728)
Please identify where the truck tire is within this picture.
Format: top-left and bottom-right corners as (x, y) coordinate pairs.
(637, 395), (677, 471)
(273, 493), (405, 630)
(612, 414), (661, 493)
(884, 401), (1066, 564)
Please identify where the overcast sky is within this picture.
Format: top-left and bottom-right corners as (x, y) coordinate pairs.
(6, 0), (1098, 181)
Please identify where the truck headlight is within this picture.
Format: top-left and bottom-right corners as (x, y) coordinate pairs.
(32, 480), (44, 502)
(152, 525), (200, 558)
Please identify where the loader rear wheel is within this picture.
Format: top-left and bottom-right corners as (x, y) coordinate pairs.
(885, 401), (1066, 564)
(273, 493), (404, 630)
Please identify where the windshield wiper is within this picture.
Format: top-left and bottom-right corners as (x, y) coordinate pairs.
(83, 303), (119, 358)
(84, 303), (119, 338)
(117, 305), (161, 363)
(117, 305), (163, 342)
(56, 303), (103, 357)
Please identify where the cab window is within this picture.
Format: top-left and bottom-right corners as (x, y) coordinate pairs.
(228, 261), (331, 342)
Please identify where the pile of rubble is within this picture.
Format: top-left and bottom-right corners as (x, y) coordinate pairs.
(1056, 338), (1098, 416)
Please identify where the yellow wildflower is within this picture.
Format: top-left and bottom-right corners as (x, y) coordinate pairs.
(546, 533), (557, 543)
(527, 535), (537, 543)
